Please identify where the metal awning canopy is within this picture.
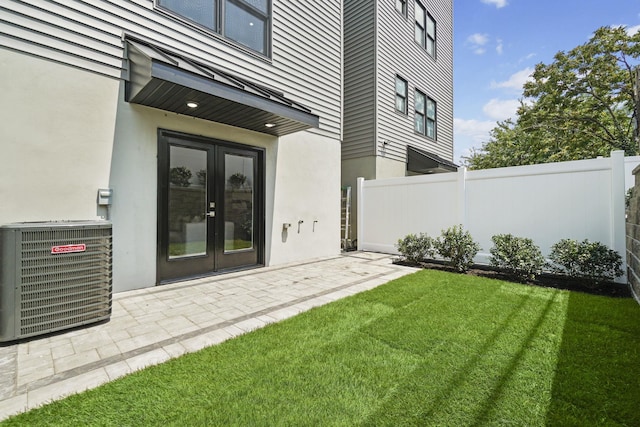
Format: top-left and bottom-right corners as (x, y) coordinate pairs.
(407, 145), (458, 174)
(125, 38), (319, 136)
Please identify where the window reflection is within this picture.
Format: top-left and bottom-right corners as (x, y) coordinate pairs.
(224, 154), (254, 252)
(225, 1), (267, 54)
(158, 0), (215, 30)
(168, 146), (207, 259)
(158, 0), (270, 56)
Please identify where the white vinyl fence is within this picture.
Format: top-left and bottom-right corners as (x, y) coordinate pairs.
(358, 151), (640, 283)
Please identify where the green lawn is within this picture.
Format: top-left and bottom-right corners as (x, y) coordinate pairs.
(4, 270), (639, 426)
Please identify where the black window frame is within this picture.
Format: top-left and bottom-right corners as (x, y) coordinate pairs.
(426, 96), (437, 140)
(414, 89), (426, 135)
(395, 75), (408, 115)
(414, 1), (426, 48)
(414, 89), (436, 140)
(426, 12), (436, 58)
(156, 0), (272, 57)
(395, 0), (407, 17)
(414, 1), (436, 59)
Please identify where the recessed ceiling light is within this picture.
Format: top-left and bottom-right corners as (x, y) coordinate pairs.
(186, 101), (199, 109)
(265, 123), (276, 128)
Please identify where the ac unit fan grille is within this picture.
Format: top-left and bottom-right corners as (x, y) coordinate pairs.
(18, 227), (112, 338)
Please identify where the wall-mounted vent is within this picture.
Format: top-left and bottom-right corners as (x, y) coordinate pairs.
(0, 221), (112, 342)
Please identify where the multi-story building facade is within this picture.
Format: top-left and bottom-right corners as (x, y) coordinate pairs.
(343, 0), (455, 239)
(0, 1), (342, 292)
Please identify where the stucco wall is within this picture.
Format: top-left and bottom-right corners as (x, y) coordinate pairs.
(0, 50), (118, 224)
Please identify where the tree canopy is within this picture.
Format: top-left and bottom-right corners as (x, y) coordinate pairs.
(465, 26), (640, 170)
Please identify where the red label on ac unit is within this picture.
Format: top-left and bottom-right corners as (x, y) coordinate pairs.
(51, 244), (87, 254)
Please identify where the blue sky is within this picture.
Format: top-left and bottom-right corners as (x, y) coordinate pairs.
(453, 0), (640, 164)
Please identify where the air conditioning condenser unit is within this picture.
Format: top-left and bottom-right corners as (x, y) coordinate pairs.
(0, 221), (112, 342)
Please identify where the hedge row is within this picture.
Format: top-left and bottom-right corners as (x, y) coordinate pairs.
(396, 226), (623, 285)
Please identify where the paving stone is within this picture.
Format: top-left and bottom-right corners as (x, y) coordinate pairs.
(157, 316), (199, 337)
(115, 330), (171, 354)
(96, 343), (122, 359)
(126, 349), (171, 373)
(163, 342), (188, 359)
(16, 365), (55, 389)
(0, 394), (28, 420)
(70, 331), (115, 354)
(0, 346), (17, 401)
(52, 349), (101, 374)
(104, 361), (132, 381)
(26, 369), (110, 411)
(234, 317), (268, 333)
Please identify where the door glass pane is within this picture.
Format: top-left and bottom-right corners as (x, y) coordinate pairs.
(168, 146), (207, 259)
(224, 154), (254, 252)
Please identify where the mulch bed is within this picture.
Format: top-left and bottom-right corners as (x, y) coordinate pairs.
(394, 260), (633, 298)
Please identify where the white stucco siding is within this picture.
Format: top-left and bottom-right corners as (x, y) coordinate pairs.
(0, 50), (118, 224)
(269, 133), (342, 265)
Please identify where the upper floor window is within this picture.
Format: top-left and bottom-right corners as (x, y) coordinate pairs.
(395, 76), (408, 114)
(415, 90), (436, 139)
(426, 13), (436, 57)
(414, 1), (436, 58)
(157, 0), (271, 56)
(395, 0), (407, 17)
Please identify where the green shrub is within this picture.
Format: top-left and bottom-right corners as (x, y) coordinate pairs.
(490, 234), (545, 281)
(434, 225), (480, 273)
(396, 233), (434, 264)
(549, 239), (623, 285)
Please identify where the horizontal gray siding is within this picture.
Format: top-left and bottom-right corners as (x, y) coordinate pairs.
(342, 0), (376, 160)
(0, 0), (341, 139)
(376, 0), (454, 163)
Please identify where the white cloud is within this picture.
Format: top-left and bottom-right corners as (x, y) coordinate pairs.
(496, 39), (503, 55)
(481, 0), (508, 8)
(626, 24), (640, 36)
(453, 118), (497, 164)
(454, 118), (496, 143)
(490, 67), (534, 91)
(482, 98), (520, 121)
(466, 33), (489, 55)
(611, 24), (640, 36)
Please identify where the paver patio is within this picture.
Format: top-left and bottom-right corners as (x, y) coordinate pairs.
(0, 252), (416, 420)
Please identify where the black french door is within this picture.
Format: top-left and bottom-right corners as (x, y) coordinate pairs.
(157, 130), (264, 283)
